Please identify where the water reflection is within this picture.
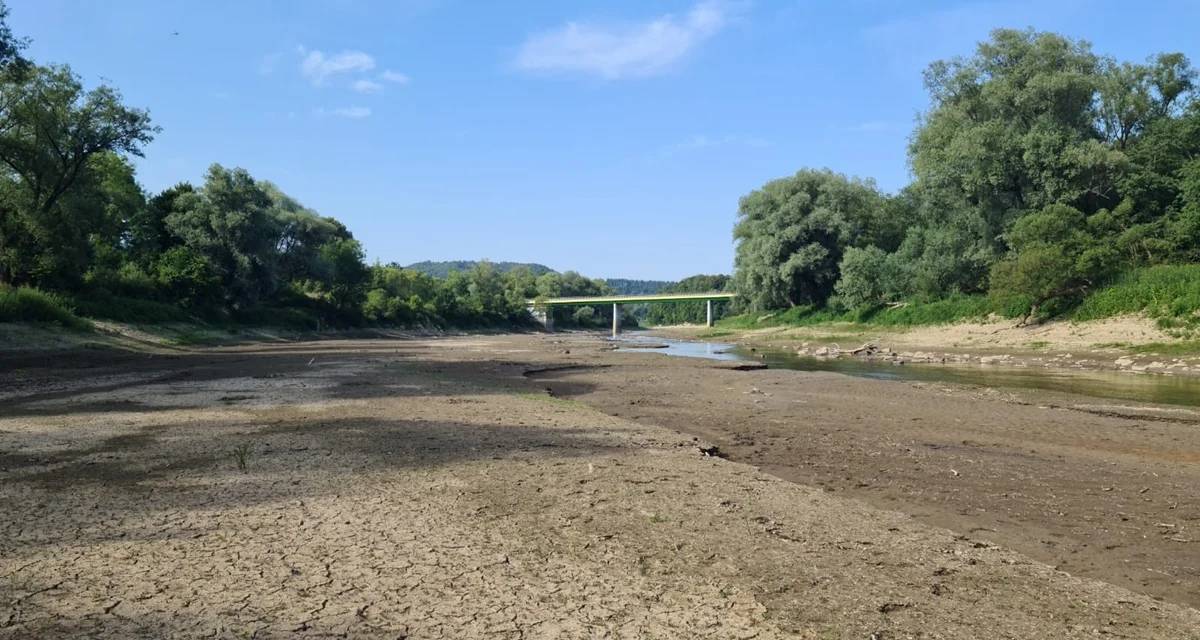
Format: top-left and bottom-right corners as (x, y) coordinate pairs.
(609, 335), (1200, 407)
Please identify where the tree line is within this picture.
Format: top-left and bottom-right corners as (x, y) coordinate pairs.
(0, 6), (626, 331)
(732, 29), (1200, 324)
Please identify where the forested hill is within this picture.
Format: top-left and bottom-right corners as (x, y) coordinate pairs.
(404, 261), (555, 278)
(604, 279), (676, 295)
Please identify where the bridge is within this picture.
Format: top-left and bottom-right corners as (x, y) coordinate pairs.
(527, 292), (736, 336)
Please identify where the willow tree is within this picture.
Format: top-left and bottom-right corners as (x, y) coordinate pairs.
(732, 168), (885, 311)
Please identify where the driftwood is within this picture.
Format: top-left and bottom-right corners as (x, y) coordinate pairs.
(885, 301), (909, 309)
(846, 339), (880, 356)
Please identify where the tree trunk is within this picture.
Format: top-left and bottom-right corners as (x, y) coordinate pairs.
(1018, 284), (1090, 327)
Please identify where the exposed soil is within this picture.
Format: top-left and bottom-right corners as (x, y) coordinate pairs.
(2, 333), (1200, 638)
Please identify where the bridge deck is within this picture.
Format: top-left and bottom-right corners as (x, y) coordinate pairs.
(529, 292), (736, 306)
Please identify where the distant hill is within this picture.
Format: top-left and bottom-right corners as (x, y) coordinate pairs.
(404, 260), (556, 278)
(605, 279), (677, 295)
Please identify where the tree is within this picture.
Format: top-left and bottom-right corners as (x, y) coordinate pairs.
(732, 168), (884, 311)
(317, 237), (369, 315)
(0, 65), (156, 286)
(165, 164), (280, 309)
(989, 204), (1118, 323)
(833, 247), (900, 310)
(644, 274), (730, 325)
(911, 29), (1125, 243)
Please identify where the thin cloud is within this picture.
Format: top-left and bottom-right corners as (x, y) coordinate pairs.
(353, 79), (384, 93)
(514, 0), (729, 79)
(313, 106), (373, 119)
(656, 134), (768, 160)
(847, 121), (894, 132)
(258, 52), (282, 75)
(298, 46), (376, 85)
(334, 106), (372, 118)
(380, 70), (410, 84)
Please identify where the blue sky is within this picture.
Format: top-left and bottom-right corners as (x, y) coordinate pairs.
(8, 0), (1200, 280)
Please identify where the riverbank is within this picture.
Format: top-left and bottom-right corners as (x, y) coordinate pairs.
(3, 333), (1200, 637)
(651, 315), (1200, 377)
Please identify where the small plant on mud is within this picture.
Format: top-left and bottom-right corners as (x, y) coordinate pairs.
(650, 511), (665, 523)
(232, 443), (254, 471)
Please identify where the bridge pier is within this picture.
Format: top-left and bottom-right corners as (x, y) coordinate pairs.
(612, 303), (621, 337)
(706, 299), (713, 327)
(528, 306), (553, 332)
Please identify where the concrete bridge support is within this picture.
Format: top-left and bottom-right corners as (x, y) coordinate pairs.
(612, 303), (621, 337)
(529, 307), (553, 332)
(706, 299), (713, 327)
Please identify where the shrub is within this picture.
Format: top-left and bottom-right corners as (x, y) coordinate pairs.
(0, 286), (90, 329)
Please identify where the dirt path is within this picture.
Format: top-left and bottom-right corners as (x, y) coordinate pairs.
(2, 335), (1199, 638)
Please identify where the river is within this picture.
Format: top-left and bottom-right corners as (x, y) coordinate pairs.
(612, 334), (1200, 407)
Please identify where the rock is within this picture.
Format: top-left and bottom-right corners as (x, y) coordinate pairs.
(1115, 357), (1135, 367)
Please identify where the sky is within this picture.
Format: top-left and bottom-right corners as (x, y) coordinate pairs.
(8, 0), (1200, 280)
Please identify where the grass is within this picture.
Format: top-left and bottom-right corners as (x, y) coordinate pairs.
(716, 295), (1014, 332)
(1074, 265), (1200, 333)
(71, 289), (192, 324)
(1125, 341), (1200, 356)
(715, 266), (1200, 336)
(232, 443), (254, 472)
(695, 328), (736, 338)
(0, 285), (91, 329)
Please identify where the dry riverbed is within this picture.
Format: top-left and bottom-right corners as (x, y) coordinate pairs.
(2, 333), (1200, 638)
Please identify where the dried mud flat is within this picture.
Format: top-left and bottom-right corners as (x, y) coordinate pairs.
(2, 335), (1199, 639)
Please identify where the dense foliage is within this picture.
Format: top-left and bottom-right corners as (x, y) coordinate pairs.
(643, 275), (731, 326)
(605, 279), (675, 295)
(733, 28), (1200, 323)
(405, 260), (554, 279)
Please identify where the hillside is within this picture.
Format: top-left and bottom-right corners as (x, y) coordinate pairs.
(404, 261), (556, 278)
(604, 279), (676, 295)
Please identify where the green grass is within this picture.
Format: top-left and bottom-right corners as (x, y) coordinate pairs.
(1125, 341), (1200, 356)
(716, 295), (1015, 331)
(71, 289), (192, 324)
(0, 286), (90, 329)
(1074, 265), (1200, 332)
(717, 266), (1200, 334)
(232, 443), (253, 472)
(695, 328), (736, 338)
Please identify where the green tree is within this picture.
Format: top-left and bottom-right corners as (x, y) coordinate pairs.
(911, 29), (1125, 243)
(644, 274), (730, 325)
(317, 237), (369, 315)
(165, 164), (280, 309)
(989, 204), (1118, 323)
(0, 65), (156, 286)
(732, 168), (884, 311)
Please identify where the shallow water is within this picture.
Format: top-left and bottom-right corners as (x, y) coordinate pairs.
(611, 334), (1200, 407)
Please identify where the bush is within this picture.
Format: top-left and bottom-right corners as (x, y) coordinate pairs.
(71, 289), (192, 324)
(1074, 265), (1200, 330)
(0, 286), (90, 329)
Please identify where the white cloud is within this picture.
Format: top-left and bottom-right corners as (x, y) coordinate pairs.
(514, 0), (729, 79)
(313, 106), (372, 118)
(379, 70), (410, 84)
(334, 106), (372, 118)
(353, 79), (384, 93)
(298, 46), (376, 85)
